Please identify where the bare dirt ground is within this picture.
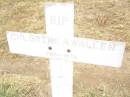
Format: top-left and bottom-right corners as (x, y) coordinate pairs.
(0, 0), (130, 97)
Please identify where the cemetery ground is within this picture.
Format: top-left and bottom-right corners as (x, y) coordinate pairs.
(0, 0), (130, 97)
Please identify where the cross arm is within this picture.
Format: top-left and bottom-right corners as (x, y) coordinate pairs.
(7, 31), (125, 67)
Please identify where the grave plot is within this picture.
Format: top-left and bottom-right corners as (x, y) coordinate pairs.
(0, 2), (129, 97)
(6, 2), (126, 97)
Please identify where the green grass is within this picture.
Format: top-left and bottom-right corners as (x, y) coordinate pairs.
(0, 74), (42, 97)
(0, 81), (18, 97)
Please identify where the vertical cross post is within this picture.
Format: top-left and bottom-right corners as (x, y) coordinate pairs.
(45, 2), (74, 97)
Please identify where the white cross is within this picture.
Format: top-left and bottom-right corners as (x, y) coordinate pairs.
(7, 2), (125, 97)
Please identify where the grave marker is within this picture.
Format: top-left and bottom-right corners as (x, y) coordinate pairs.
(7, 2), (125, 97)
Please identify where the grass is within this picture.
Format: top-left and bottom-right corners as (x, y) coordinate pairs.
(77, 84), (130, 97)
(0, 82), (18, 97)
(0, 74), (42, 97)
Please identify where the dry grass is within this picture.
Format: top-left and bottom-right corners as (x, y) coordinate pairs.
(0, 74), (42, 97)
(0, 0), (130, 97)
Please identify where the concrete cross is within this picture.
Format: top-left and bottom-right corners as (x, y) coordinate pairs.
(7, 2), (125, 97)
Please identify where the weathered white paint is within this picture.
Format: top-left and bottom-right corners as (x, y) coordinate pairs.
(7, 31), (125, 67)
(45, 3), (74, 97)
